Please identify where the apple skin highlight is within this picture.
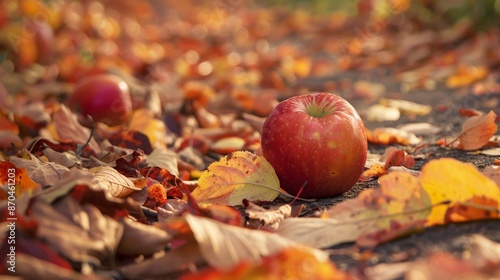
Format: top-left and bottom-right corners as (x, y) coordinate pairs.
(261, 93), (368, 198)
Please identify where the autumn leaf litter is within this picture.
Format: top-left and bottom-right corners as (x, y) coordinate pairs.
(1, 1), (500, 279)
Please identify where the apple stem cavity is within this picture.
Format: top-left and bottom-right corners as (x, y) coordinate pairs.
(303, 99), (337, 118)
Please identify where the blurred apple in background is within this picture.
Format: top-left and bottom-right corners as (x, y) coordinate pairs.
(261, 93), (367, 198)
(68, 74), (132, 126)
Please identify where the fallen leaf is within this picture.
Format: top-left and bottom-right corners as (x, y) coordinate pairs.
(50, 105), (101, 154)
(444, 197), (499, 222)
(144, 148), (179, 177)
(42, 148), (82, 168)
(244, 200), (292, 230)
(184, 213), (327, 269)
(242, 113), (266, 133)
(158, 199), (188, 222)
(90, 166), (141, 198)
(117, 218), (171, 256)
(459, 108), (483, 117)
(446, 65), (489, 88)
(481, 147), (500, 156)
(469, 234), (500, 270)
(191, 151), (280, 206)
(279, 172), (431, 248)
(420, 158), (500, 225)
(5, 253), (91, 280)
(120, 241), (205, 279)
(397, 122), (441, 136)
(180, 246), (345, 280)
(383, 149), (415, 169)
(9, 156), (69, 187)
(361, 164), (387, 180)
(30, 198), (124, 266)
(0, 161), (41, 197)
(366, 127), (421, 145)
(128, 108), (169, 149)
(405, 252), (484, 279)
(0, 131), (23, 149)
(380, 98), (432, 116)
(210, 136), (246, 154)
(143, 183), (167, 210)
(365, 104), (400, 122)
(456, 110), (498, 150)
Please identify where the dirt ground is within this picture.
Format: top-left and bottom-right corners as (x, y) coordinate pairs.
(293, 70), (500, 273)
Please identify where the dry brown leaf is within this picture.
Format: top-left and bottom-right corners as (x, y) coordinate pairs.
(31, 199), (124, 266)
(9, 156), (69, 187)
(14, 254), (101, 280)
(397, 122), (441, 136)
(405, 252), (487, 279)
(457, 110), (498, 150)
(90, 166), (141, 198)
(469, 234), (500, 270)
(120, 241), (205, 279)
(0, 131), (23, 149)
(42, 148), (82, 168)
(117, 218), (171, 256)
(158, 199), (188, 222)
(379, 98), (432, 116)
(242, 113), (266, 133)
(144, 148), (179, 177)
(184, 213), (326, 269)
(481, 147), (500, 156)
(365, 104), (400, 122)
(244, 201), (292, 230)
(50, 105), (101, 153)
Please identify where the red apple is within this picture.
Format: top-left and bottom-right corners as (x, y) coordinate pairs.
(68, 74), (132, 126)
(261, 93), (367, 198)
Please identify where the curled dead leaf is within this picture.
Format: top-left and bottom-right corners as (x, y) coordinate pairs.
(90, 166), (141, 198)
(456, 110), (497, 150)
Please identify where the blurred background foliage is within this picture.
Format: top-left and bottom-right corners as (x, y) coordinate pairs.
(260, 0), (500, 29)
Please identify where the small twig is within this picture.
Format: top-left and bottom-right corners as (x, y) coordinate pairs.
(76, 115), (95, 157)
(290, 181), (307, 204)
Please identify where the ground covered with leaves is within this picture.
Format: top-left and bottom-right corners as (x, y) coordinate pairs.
(1, 0), (500, 279)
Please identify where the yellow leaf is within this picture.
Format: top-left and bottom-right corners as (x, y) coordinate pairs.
(421, 158), (500, 226)
(279, 172), (431, 248)
(192, 151), (279, 206)
(128, 109), (168, 149)
(457, 110), (498, 150)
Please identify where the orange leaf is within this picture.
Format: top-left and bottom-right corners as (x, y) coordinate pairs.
(458, 108), (483, 117)
(180, 247), (345, 280)
(0, 161), (41, 198)
(444, 197), (499, 223)
(360, 164), (387, 181)
(366, 127), (420, 145)
(456, 110), (497, 150)
(383, 149), (415, 169)
(446, 65), (489, 88)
